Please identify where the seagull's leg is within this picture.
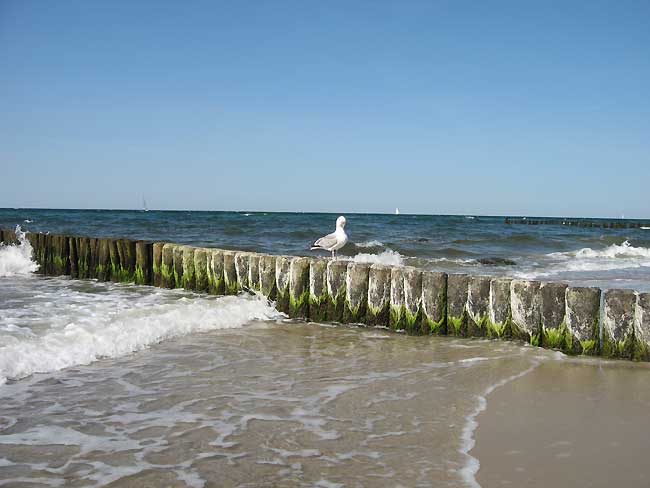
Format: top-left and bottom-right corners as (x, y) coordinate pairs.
(331, 250), (335, 259)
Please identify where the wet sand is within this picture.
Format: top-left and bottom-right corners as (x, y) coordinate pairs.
(474, 358), (650, 487)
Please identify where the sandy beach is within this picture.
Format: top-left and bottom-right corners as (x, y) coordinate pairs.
(474, 357), (650, 487)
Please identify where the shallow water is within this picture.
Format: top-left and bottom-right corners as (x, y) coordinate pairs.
(0, 277), (550, 487)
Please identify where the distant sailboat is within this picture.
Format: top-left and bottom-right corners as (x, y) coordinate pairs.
(395, 208), (400, 215)
(142, 197), (149, 212)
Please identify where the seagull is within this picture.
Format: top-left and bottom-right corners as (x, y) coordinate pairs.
(311, 216), (349, 258)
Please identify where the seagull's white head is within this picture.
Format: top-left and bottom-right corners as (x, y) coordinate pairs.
(336, 216), (346, 229)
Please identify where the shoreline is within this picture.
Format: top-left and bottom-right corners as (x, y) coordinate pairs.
(472, 357), (650, 487)
(461, 352), (544, 487)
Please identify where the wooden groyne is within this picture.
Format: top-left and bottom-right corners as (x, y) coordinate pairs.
(505, 218), (650, 229)
(2, 228), (649, 361)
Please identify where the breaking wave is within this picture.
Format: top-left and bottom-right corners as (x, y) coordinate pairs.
(351, 250), (405, 267)
(0, 289), (281, 385)
(572, 240), (650, 259)
(545, 240), (650, 272)
(0, 226), (38, 277)
(354, 240), (384, 249)
(515, 240), (650, 282)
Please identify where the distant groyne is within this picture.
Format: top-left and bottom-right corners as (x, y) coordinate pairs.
(2, 228), (649, 362)
(505, 217), (650, 229)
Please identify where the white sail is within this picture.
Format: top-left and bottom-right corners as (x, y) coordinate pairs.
(395, 207), (400, 215)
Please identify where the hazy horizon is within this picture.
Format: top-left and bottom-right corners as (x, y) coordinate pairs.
(1, 206), (647, 221)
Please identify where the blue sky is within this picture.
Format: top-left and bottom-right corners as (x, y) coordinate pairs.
(1, 1), (649, 217)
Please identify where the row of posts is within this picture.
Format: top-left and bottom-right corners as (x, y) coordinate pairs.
(504, 218), (648, 228)
(1, 228), (649, 361)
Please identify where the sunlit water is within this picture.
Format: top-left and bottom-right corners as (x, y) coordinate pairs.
(0, 274), (556, 487)
(2, 208), (650, 291)
(2, 210), (650, 486)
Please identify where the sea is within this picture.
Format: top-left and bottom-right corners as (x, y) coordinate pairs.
(1, 209), (650, 487)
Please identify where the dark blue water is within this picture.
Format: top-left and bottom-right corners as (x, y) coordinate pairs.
(2, 208), (650, 291)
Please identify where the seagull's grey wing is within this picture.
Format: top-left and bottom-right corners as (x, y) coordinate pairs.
(312, 232), (337, 249)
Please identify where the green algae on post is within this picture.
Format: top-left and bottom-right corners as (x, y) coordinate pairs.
(258, 254), (277, 300)
(539, 282), (571, 353)
(344, 262), (370, 324)
(447, 274), (469, 337)
(602, 289), (636, 359)
(467, 276), (490, 337)
(389, 266), (406, 331)
(77, 237), (92, 280)
(235, 252), (251, 291)
(565, 287), (601, 356)
(96, 238), (112, 282)
(389, 267), (423, 334)
(309, 258), (328, 322)
(207, 249), (225, 295)
(222, 251), (238, 295)
(152, 242), (164, 287)
(326, 260), (347, 322)
(118, 239), (137, 283)
(289, 257), (310, 318)
(633, 293), (650, 361)
(487, 278), (512, 339)
(68, 236), (79, 279)
(248, 253), (261, 291)
(161, 243), (176, 288)
(135, 241), (153, 285)
(275, 256), (291, 314)
(51, 235), (70, 276)
(403, 267), (423, 334)
(510, 279), (541, 345)
(422, 271), (447, 335)
(181, 246), (196, 290)
(172, 245), (185, 289)
(192, 248), (208, 292)
(367, 264), (391, 328)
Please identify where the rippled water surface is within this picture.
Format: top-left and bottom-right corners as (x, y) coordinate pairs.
(0, 276), (552, 487)
(2, 208), (650, 291)
(2, 210), (650, 487)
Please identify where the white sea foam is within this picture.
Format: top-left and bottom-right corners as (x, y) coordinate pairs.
(0, 226), (38, 277)
(0, 292), (280, 384)
(355, 240), (384, 248)
(517, 241), (650, 279)
(572, 240), (650, 259)
(641, 227), (650, 230)
(351, 250), (404, 266)
(428, 257), (476, 266)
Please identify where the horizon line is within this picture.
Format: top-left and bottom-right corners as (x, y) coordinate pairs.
(0, 207), (648, 221)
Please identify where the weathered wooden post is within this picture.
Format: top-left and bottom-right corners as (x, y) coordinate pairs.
(422, 271), (447, 335)
(367, 264), (391, 328)
(344, 262), (370, 324)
